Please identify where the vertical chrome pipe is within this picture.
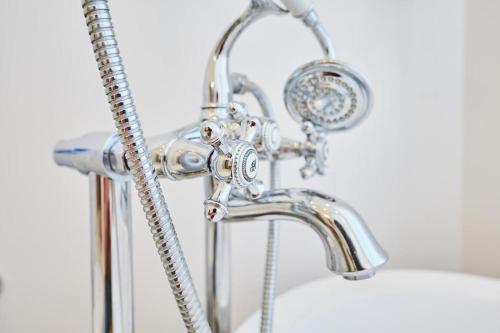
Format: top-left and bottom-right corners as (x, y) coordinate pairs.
(90, 173), (134, 333)
(205, 177), (231, 333)
(205, 186), (232, 333)
(203, 4), (286, 332)
(205, 223), (231, 332)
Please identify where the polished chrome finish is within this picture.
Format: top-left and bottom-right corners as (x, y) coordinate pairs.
(231, 73), (274, 119)
(299, 121), (329, 178)
(200, 96), (272, 222)
(206, 181), (233, 222)
(201, 117), (262, 222)
(273, 133), (328, 179)
(284, 59), (373, 132)
(231, 74), (281, 158)
(54, 132), (127, 178)
(240, 117), (262, 143)
(302, 9), (335, 59)
(90, 173), (134, 333)
(273, 133), (329, 179)
(225, 189), (388, 280)
(202, 2), (287, 327)
(55, 129), (214, 182)
(274, 137), (303, 160)
(280, 0), (335, 59)
(53, 2), (386, 333)
(205, 221), (232, 332)
(148, 132), (213, 180)
(227, 101), (249, 121)
(202, 0), (287, 112)
(200, 0), (286, 220)
(205, 177), (232, 333)
(283, 59), (372, 178)
(81, 1), (210, 332)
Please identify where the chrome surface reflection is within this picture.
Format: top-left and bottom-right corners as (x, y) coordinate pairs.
(226, 189), (388, 280)
(90, 174), (134, 333)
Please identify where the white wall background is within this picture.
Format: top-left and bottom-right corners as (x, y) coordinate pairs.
(462, 0), (500, 277)
(0, 0), (472, 332)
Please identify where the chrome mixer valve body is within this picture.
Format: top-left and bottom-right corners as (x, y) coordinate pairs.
(201, 102), (272, 222)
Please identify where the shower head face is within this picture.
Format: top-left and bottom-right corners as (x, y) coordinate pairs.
(284, 60), (373, 132)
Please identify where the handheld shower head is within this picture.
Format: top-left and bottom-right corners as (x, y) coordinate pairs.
(284, 59), (373, 132)
(283, 59), (373, 178)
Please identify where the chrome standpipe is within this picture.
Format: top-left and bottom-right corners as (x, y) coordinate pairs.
(205, 177), (232, 333)
(90, 173), (134, 333)
(54, 133), (134, 333)
(202, 2), (286, 332)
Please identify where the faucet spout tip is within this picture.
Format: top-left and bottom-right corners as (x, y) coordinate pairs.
(342, 270), (377, 281)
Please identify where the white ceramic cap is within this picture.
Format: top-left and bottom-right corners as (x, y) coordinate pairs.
(280, 0), (313, 17)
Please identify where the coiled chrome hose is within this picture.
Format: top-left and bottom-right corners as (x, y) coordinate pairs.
(81, 1), (211, 332)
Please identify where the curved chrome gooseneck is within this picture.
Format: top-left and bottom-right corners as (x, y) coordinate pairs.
(202, 0), (287, 112)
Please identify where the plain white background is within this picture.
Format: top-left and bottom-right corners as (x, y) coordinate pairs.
(2, 0), (496, 332)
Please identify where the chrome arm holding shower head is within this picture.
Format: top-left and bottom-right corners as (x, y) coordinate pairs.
(202, 0), (287, 112)
(280, 0), (335, 59)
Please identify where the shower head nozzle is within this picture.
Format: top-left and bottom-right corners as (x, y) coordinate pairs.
(284, 59), (373, 132)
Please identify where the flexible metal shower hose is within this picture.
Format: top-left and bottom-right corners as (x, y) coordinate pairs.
(81, 1), (211, 332)
(260, 161), (280, 333)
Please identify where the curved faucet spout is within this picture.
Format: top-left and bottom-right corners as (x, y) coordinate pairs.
(225, 189), (388, 280)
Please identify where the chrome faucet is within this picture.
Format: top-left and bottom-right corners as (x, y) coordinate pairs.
(226, 189), (387, 281)
(54, 1), (388, 333)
